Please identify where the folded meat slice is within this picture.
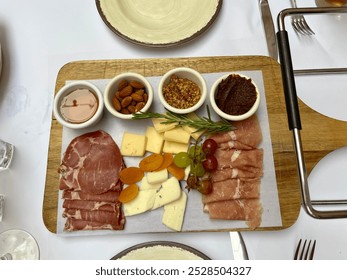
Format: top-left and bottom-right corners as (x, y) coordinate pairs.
(214, 148), (263, 170)
(58, 130), (124, 194)
(202, 178), (260, 204)
(64, 218), (124, 231)
(211, 166), (263, 181)
(63, 199), (121, 212)
(63, 208), (124, 226)
(208, 115), (262, 149)
(62, 188), (121, 203)
(204, 199), (262, 229)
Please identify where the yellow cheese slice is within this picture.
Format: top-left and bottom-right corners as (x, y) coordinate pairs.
(162, 191), (187, 231)
(164, 127), (190, 144)
(152, 177), (181, 210)
(152, 117), (177, 133)
(123, 189), (157, 216)
(120, 132), (147, 156)
(145, 126), (164, 154)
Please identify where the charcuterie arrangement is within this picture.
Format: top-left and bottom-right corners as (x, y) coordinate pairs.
(53, 69), (277, 233)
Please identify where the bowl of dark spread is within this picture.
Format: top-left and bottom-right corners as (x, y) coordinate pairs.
(53, 81), (104, 129)
(210, 73), (260, 121)
(158, 67), (207, 114)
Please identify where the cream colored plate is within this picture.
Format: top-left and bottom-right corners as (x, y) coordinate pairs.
(111, 241), (210, 260)
(96, 0), (223, 47)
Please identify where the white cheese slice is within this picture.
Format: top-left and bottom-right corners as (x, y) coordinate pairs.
(162, 191), (187, 231)
(120, 132), (147, 156)
(123, 189), (157, 216)
(182, 112), (205, 140)
(152, 117), (177, 133)
(164, 127), (190, 144)
(145, 126), (164, 154)
(140, 176), (161, 191)
(162, 140), (188, 154)
(147, 169), (168, 185)
(152, 177), (181, 210)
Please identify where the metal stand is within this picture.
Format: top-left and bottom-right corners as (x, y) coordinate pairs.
(277, 7), (347, 218)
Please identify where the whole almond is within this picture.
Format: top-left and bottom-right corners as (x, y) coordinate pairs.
(118, 79), (128, 91)
(121, 96), (132, 108)
(119, 85), (133, 98)
(115, 91), (122, 101)
(121, 108), (130, 114)
(135, 102), (145, 112)
(127, 105), (136, 113)
(143, 93), (148, 103)
(131, 93), (143, 102)
(112, 96), (122, 111)
(129, 80), (145, 89)
(135, 89), (144, 96)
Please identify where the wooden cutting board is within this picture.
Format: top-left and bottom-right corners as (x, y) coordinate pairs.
(43, 56), (307, 233)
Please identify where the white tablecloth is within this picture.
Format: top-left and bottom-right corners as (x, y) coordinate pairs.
(0, 0), (346, 260)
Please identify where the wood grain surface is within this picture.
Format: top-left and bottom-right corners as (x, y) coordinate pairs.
(42, 56), (315, 233)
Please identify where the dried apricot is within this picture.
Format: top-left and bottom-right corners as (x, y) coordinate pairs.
(139, 153), (164, 172)
(155, 153), (174, 171)
(167, 163), (185, 180)
(119, 167), (144, 184)
(119, 184), (139, 203)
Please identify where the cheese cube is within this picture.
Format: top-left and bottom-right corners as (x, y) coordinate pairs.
(140, 176), (161, 191)
(123, 189), (157, 216)
(163, 140), (188, 154)
(145, 127), (164, 154)
(121, 132), (147, 156)
(182, 113), (205, 140)
(152, 118), (177, 133)
(147, 169), (168, 185)
(164, 127), (190, 144)
(152, 177), (181, 210)
(162, 191), (187, 231)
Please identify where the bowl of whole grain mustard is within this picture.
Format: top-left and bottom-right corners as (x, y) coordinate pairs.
(210, 73), (260, 121)
(158, 67), (207, 114)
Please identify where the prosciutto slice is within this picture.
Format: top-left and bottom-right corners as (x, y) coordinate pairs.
(62, 189), (120, 203)
(64, 218), (124, 231)
(214, 148), (263, 170)
(202, 178), (260, 204)
(63, 209), (124, 226)
(211, 166), (263, 181)
(58, 130), (124, 194)
(63, 199), (121, 212)
(204, 199), (263, 229)
(208, 115), (262, 149)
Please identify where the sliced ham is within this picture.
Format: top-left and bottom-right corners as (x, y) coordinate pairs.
(214, 148), (263, 170)
(64, 218), (124, 231)
(208, 115), (262, 149)
(202, 178), (260, 204)
(58, 130), (124, 194)
(211, 166), (263, 181)
(63, 208), (124, 226)
(63, 199), (121, 212)
(204, 199), (262, 229)
(62, 188), (121, 203)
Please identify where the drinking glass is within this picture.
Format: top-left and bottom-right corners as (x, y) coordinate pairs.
(0, 139), (14, 171)
(0, 229), (40, 260)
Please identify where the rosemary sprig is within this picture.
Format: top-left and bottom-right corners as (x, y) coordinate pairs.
(132, 106), (235, 135)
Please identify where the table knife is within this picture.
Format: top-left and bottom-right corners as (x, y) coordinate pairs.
(259, 0), (278, 60)
(230, 232), (249, 260)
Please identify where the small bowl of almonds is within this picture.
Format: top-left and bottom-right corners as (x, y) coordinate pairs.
(104, 72), (154, 120)
(158, 67), (207, 114)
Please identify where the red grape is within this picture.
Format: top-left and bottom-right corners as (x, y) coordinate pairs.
(202, 139), (218, 155)
(202, 155), (218, 172)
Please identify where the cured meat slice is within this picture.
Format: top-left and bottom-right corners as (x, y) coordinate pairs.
(211, 166), (263, 181)
(63, 199), (121, 212)
(64, 218), (124, 231)
(58, 130), (124, 194)
(218, 140), (254, 150)
(214, 148), (263, 170)
(63, 208), (124, 226)
(204, 199), (262, 229)
(62, 188), (121, 203)
(208, 115), (262, 149)
(202, 178), (260, 204)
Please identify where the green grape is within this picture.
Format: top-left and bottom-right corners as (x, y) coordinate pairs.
(190, 162), (205, 177)
(188, 145), (205, 161)
(173, 152), (190, 168)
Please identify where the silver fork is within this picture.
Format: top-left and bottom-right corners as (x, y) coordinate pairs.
(290, 0), (315, 35)
(294, 239), (316, 260)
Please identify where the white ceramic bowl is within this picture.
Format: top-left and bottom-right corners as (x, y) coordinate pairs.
(104, 72), (153, 120)
(53, 81), (104, 129)
(158, 67), (207, 114)
(210, 73), (260, 121)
